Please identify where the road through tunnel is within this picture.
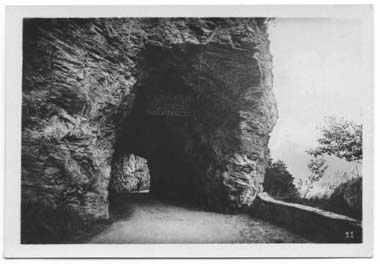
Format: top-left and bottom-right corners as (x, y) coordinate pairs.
(109, 43), (277, 212)
(21, 18), (362, 246)
(20, 18), (280, 244)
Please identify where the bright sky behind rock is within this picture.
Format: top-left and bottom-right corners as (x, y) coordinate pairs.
(268, 18), (365, 195)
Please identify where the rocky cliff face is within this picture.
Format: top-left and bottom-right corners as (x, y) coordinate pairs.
(22, 18), (277, 242)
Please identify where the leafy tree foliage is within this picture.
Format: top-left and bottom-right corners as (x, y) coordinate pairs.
(303, 156), (328, 198)
(263, 159), (299, 201)
(307, 117), (362, 162)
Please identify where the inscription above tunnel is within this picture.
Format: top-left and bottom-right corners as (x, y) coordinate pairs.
(145, 94), (193, 117)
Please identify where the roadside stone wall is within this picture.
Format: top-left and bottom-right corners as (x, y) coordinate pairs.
(248, 193), (362, 243)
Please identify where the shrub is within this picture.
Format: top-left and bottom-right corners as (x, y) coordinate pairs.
(263, 160), (300, 202)
(326, 177), (362, 219)
(295, 177), (362, 220)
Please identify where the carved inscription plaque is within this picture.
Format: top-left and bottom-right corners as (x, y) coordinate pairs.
(145, 94), (193, 116)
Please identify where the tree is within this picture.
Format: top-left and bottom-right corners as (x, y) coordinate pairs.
(307, 117), (362, 162)
(263, 159), (299, 201)
(303, 156), (328, 199)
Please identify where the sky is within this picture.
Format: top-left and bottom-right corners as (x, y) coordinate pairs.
(267, 18), (365, 195)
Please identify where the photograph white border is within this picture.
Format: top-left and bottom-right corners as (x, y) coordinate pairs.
(4, 5), (374, 258)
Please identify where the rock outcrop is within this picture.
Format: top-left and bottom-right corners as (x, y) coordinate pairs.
(109, 154), (150, 193)
(22, 18), (277, 242)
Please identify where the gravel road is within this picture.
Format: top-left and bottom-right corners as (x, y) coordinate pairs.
(90, 193), (309, 243)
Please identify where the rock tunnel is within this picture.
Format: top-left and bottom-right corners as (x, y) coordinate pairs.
(108, 43), (277, 211)
(21, 18), (278, 242)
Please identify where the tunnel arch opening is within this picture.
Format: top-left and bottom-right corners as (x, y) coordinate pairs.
(109, 46), (204, 206)
(108, 43), (268, 213)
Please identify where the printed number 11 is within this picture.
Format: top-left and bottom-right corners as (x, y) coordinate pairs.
(345, 231), (354, 239)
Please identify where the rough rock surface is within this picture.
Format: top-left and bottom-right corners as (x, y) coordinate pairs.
(22, 18), (277, 242)
(109, 154), (150, 193)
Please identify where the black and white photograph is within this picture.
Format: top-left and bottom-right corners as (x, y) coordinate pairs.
(3, 5), (374, 258)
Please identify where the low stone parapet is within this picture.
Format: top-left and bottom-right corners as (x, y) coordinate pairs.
(248, 193), (362, 243)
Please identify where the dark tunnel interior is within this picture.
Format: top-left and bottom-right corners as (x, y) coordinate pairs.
(109, 48), (206, 206)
